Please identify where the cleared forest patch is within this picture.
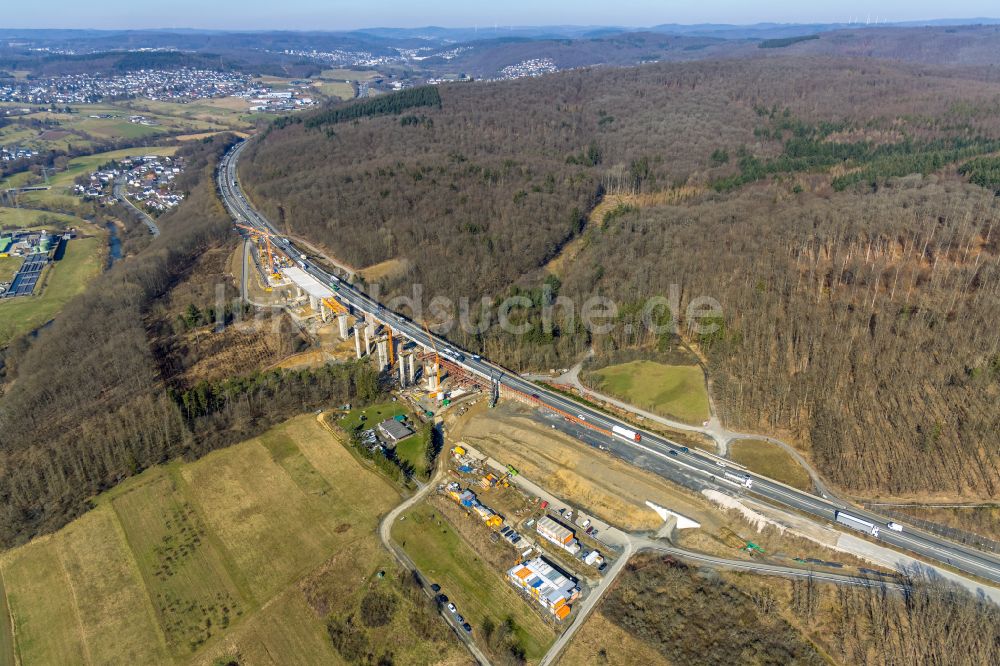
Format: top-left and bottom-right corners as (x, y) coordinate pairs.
(729, 439), (812, 491)
(358, 256), (410, 283)
(453, 401), (715, 532)
(587, 360), (710, 425)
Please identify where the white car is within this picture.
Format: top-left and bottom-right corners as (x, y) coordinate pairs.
(447, 603), (457, 613)
(887, 522), (904, 532)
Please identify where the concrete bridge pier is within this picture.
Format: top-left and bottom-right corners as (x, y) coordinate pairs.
(338, 313), (349, 339)
(354, 327), (363, 359)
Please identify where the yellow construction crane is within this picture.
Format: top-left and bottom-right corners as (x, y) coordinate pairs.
(422, 321), (442, 396)
(321, 297), (348, 315)
(236, 223), (282, 279)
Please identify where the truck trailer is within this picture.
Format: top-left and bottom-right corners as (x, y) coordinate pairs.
(611, 425), (641, 442)
(723, 471), (754, 489)
(835, 511), (880, 538)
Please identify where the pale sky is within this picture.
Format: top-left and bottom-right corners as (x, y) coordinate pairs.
(2, 0), (997, 31)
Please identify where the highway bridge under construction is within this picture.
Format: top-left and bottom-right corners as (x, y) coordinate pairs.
(218, 139), (1000, 595)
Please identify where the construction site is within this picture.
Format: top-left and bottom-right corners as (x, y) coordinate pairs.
(235, 224), (503, 415)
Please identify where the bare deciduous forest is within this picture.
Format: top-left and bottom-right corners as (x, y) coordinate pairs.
(243, 58), (1000, 499)
(0, 135), (382, 547)
(598, 554), (1000, 666)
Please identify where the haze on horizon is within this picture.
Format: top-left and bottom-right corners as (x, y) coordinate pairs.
(3, 0), (999, 32)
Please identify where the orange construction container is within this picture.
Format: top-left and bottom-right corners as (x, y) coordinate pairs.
(554, 604), (571, 620)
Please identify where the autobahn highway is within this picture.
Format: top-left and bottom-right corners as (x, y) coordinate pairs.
(218, 139), (1000, 589)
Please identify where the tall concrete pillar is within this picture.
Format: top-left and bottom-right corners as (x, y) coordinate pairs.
(363, 326), (371, 356)
(399, 360), (407, 386)
(354, 327), (363, 359)
(338, 314), (349, 339)
(309, 294), (319, 312)
(425, 361), (440, 392)
(320, 302), (329, 322)
(407, 354), (416, 384)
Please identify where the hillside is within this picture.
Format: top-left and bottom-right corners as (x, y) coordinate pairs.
(0, 134), (383, 548)
(241, 57), (1000, 499)
(561, 554), (1000, 665)
(761, 24), (1000, 67)
(0, 415), (463, 665)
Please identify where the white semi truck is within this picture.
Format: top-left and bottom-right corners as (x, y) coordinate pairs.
(611, 425), (641, 442)
(835, 511), (880, 538)
(723, 471), (753, 489)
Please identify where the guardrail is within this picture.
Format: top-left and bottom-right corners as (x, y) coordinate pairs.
(864, 504), (1000, 554)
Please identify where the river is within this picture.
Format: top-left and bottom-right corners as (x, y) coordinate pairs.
(106, 222), (122, 267)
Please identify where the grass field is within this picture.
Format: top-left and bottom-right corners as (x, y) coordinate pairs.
(729, 439), (812, 491)
(314, 81), (356, 100)
(588, 359), (710, 424)
(0, 415), (421, 664)
(337, 400), (409, 433)
(0, 235), (105, 345)
(319, 68), (381, 81)
(0, 571), (15, 666)
(0, 207), (86, 230)
(112, 472), (248, 655)
(0, 257), (20, 284)
(395, 428), (431, 476)
(1, 537), (87, 665)
(394, 502), (556, 663)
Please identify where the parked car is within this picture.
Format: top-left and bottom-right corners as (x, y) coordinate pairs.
(462, 623), (473, 633)
(455, 614), (464, 624)
(430, 583), (441, 592)
(586, 526), (594, 535)
(447, 603), (457, 613)
(436, 594), (448, 604)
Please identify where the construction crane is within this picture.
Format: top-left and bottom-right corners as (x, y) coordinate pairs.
(321, 297), (348, 315)
(421, 321), (442, 397)
(236, 223), (282, 279)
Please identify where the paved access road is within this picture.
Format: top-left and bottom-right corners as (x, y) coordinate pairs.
(113, 178), (159, 237)
(217, 140), (1000, 590)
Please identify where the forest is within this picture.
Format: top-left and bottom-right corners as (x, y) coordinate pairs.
(598, 554), (1000, 666)
(241, 57), (1000, 499)
(0, 134), (382, 547)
